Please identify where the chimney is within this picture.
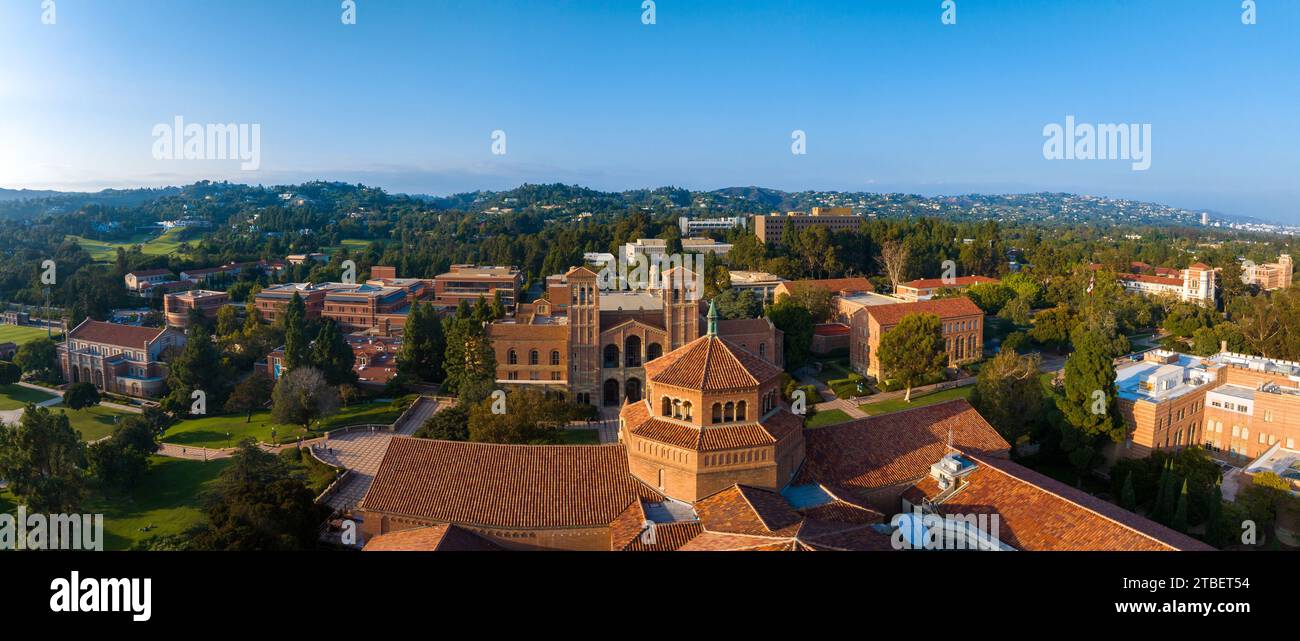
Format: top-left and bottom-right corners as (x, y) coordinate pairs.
(1220, 340), (1228, 354)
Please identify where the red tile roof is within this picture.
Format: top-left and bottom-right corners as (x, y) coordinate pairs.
(695, 485), (804, 537)
(865, 296), (983, 327)
(67, 320), (171, 349)
(906, 454), (1213, 551)
(796, 399), (1010, 491)
(623, 520), (704, 551)
(1119, 273), (1183, 286)
(621, 400), (801, 452)
(899, 275), (998, 290)
(361, 524), (502, 551)
(360, 437), (662, 529)
(644, 334), (783, 391)
(780, 277), (875, 295)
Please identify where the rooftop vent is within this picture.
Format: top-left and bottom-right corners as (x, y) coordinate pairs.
(930, 453), (978, 492)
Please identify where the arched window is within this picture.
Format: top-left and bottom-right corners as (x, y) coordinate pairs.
(758, 343), (766, 359)
(625, 336), (642, 367)
(724, 402), (735, 422)
(550, 350), (560, 366)
(647, 343), (663, 361)
(736, 400), (747, 421)
(508, 349), (518, 365)
(529, 349), (539, 365)
(712, 403), (722, 423)
(682, 401), (692, 420)
(662, 396), (673, 416)
(672, 399), (682, 419)
(603, 344), (620, 368)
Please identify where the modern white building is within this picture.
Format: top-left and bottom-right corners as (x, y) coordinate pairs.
(678, 216), (747, 236)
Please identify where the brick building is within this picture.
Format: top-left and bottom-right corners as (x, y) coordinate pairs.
(432, 264), (521, 310)
(894, 275), (999, 302)
(57, 320), (186, 398)
(164, 289), (229, 328)
(848, 297), (985, 380)
(751, 207), (860, 246)
(1112, 347), (1300, 464)
(359, 396), (1206, 551)
(487, 266), (782, 408)
(1243, 254), (1293, 291)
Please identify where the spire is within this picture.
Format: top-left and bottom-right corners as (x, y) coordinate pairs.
(707, 300), (719, 336)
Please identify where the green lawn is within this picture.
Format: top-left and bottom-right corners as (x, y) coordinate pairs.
(67, 226), (192, 262)
(86, 456), (229, 550)
(859, 385), (974, 416)
(0, 456), (229, 551)
(560, 428), (601, 444)
(162, 399), (413, 448)
(0, 384), (57, 410)
(0, 324), (61, 345)
(805, 408), (854, 428)
(59, 405), (137, 442)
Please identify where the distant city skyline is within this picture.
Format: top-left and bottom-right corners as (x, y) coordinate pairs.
(1, 1), (1297, 222)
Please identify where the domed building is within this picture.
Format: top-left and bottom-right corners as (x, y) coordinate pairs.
(620, 302), (806, 502)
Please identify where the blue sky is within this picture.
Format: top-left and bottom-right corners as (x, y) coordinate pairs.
(0, 0), (1297, 222)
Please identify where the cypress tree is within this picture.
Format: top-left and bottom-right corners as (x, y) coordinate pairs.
(1154, 461), (1172, 523)
(283, 292), (309, 370)
(1205, 479), (1225, 547)
(1172, 478), (1189, 533)
(1120, 471), (1137, 512)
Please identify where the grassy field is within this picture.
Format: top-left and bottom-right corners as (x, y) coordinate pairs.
(859, 385), (974, 416)
(805, 408), (854, 428)
(87, 456), (229, 550)
(60, 405), (137, 441)
(0, 456), (228, 551)
(560, 428), (601, 444)
(0, 324), (61, 345)
(67, 226), (191, 262)
(0, 384), (57, 410)
(162, 399), (412, 448)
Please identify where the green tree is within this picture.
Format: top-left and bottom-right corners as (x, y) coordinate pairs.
(396, 302), (445, 383)
(1120, 471), (1137, 512)
(415, 404), (470, 441)
(0, 405), (87, 512)
(188, 441), (322, 551)
(282, 291), (310, 369)
(63, 382), (100, 410)
(877, 313), (947, 402)
(1172, 478), (1189, 532)
(162, 324), (229, 416)
(969, 349), (1043, 444)
(0, 361), (20, 385)
(14, 337), (58, 377)
(224, 371), (274, 422)
(766, 298), (814, 370)
(271, 367), (340, 432)
(1055, 324), (1124, 473)
(215, 304), (240, 337)
(1204, 480), (1225, 547)
(309, 319), (356, 386)
(87, 427), (152, 495)
(442, 309), (496, 403)
(1029, 304), (1073, 347)
(712, 288), (763, 320)
(467, 388), (570, 444)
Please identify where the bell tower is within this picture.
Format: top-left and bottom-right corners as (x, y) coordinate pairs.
(566, 267), (599, 405)
(659, 266), (701, 351)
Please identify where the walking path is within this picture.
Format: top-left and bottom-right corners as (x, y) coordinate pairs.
(313, 397), (441, 512)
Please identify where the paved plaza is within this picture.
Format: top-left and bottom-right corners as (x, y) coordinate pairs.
(316, 396), (441, 512)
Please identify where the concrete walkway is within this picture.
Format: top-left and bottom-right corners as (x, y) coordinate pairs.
(313, 397), (441, 512)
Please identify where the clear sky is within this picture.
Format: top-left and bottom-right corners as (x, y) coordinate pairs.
(1, 0), (1297, 222)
